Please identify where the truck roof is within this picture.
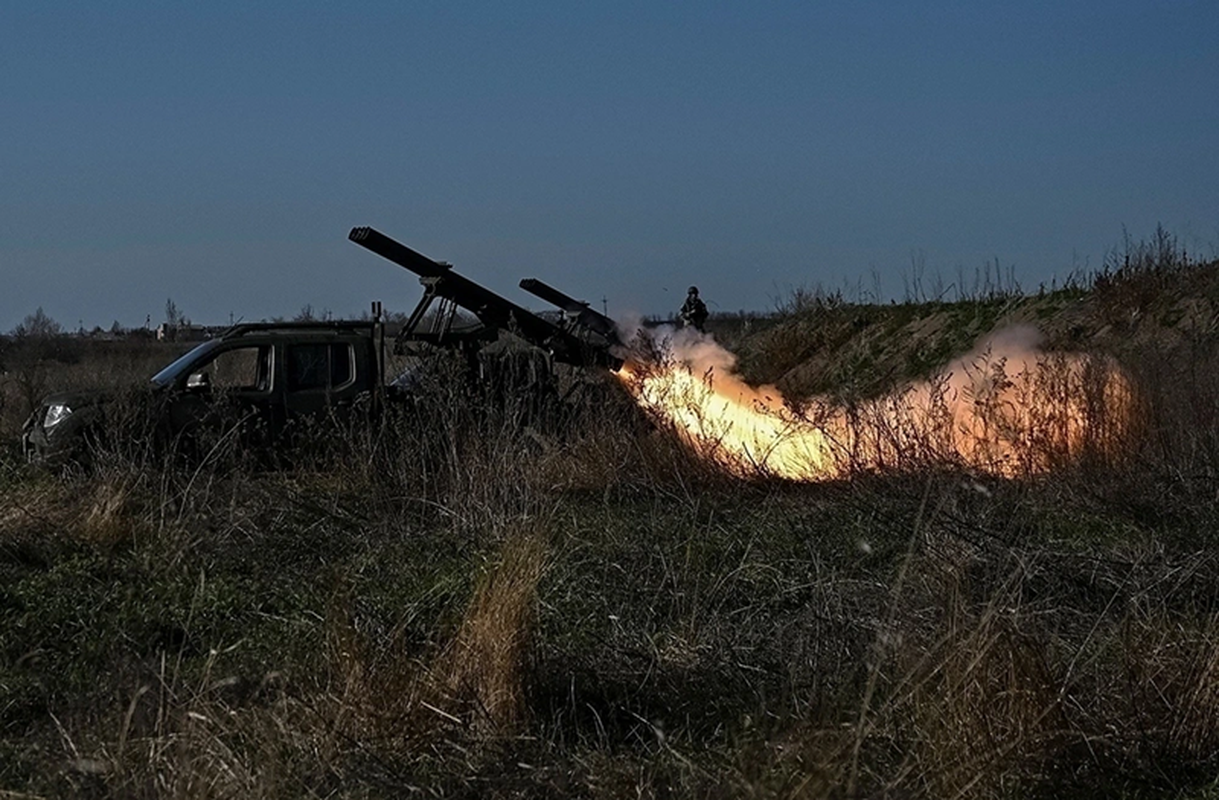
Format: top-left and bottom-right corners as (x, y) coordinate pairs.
(221, 321), (376, 339)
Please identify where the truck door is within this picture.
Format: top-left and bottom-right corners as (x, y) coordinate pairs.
(282, 341), (363, 429)
(167, 343), (276, 447)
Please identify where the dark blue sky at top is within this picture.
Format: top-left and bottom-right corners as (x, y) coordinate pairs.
(2, 1), (1216, 331)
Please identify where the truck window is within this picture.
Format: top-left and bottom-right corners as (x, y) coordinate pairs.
(287, 343), (353, 391)
(209, 346), (271, 391)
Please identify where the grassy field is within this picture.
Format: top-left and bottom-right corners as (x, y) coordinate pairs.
(3, 237), (1219, 798)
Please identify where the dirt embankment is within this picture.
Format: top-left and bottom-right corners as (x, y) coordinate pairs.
(723, 260), (1219, 403)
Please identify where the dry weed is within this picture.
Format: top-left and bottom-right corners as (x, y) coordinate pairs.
(429, 523), (549, 734)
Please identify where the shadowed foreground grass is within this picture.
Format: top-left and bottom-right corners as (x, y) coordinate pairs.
(3, 389), (1218, 799)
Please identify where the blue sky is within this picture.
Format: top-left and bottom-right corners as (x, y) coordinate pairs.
(2, 1), (1216, 331)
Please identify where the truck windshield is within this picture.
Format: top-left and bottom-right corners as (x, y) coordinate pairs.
(150, 340), (223, 387)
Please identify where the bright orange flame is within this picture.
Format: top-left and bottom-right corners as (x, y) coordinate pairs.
(619, 331), (1134, 480)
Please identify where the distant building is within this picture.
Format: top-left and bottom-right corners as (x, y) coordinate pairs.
(156, 323), (224, 342)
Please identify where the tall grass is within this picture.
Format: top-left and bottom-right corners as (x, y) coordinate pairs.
(3, 245), (1219, 797)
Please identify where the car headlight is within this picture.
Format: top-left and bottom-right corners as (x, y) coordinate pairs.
(43, 403), (74, 430)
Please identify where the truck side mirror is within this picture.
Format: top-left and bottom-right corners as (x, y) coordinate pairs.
(186, 372), (211, 391)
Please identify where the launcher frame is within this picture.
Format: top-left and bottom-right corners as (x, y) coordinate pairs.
(348, 227), (623, 371)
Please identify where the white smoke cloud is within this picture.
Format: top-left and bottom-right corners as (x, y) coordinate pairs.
(648, 322), (1052, 412)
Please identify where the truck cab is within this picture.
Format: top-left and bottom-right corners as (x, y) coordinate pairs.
(23, 322), (383, 465)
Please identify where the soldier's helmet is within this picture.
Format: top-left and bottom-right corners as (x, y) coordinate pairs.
(688, 286), (699, 295)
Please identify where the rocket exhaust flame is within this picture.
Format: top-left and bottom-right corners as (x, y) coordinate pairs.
(618, 327), (1133, 481)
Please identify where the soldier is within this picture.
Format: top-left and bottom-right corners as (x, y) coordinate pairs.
(679, 285), (709, 332)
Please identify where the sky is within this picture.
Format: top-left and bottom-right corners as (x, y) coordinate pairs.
(2, 1), (1217, 332)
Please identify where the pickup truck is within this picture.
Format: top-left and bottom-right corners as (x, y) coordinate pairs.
(22, 227), (626, 466)
(22, 321), (393, 465)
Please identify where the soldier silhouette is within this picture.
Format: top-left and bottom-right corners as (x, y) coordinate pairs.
(679, 286), (709, 332)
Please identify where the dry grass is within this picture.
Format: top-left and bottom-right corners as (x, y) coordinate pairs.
(852, 551), (1065, 798)
(3, 246), (1219, 797)
(431, 522), (548, 734)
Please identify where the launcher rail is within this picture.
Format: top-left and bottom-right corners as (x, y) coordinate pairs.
(348, 226), (623, 371)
